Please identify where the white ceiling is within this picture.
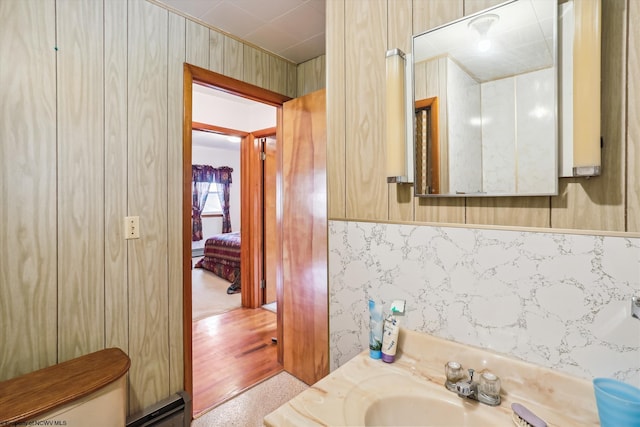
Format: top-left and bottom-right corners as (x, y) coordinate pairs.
(413, 0), (555, 82)
(155, 0), (326, 64)
(192, 83), (277, 150)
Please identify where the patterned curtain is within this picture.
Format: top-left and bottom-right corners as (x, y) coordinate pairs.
(213, 166), (233, 233)
(191, 165), (215, 241)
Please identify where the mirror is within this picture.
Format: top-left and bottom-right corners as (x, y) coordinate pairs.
(412, 0), (558, 196)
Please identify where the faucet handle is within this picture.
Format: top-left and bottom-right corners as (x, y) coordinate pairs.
(445, 361), (464, 383)
(478, 370), (501, 404)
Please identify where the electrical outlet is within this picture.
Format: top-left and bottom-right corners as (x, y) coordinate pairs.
(124, 216), (140, 239)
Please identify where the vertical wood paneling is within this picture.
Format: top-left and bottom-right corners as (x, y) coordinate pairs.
(628, 0), (640, 232)
(388, 0), (414, 222)
(412, 0), (466, 223)
(296, 61), (307, 96)
(466, 198), (551, 227)
(244, 44), (269, 89)
(286, 61), (297, 99)
(269, 55), (287, 95)
(413, 0), (463, 34)
(297, 55), (326, 97)
(127, 0), (169, 413)
(326, 0), (346, 218)
(167, 10), (185, 396)
(209, 29), (224, 74)
(463, 0), (504, 16)
(224, 36), (243, 80)
(466, 198), (550, 227)
(414, 61), (426, 100)
(345, 0), (387, 220)
(0, 0), (58, 379)
(414, 197), (465, 223)
(56, 0), (105, 362)
(436, 59), (450, 193)
(551, 0), (626, 231)
(104, 0), (129, 356)
(186, 19), (209, 69)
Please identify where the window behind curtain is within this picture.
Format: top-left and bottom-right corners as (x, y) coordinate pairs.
(202, 186), (222, 215)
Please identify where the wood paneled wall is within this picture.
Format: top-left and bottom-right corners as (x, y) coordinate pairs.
(297, 55), (326, 96)
(630, 0), (640, 232)
(345, 0), (388, 219)
(0, 0), (58, 378)
(0, 0), (316, 416)
(327, 0), (640, 234)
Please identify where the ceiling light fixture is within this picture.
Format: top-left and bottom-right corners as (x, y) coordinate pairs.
(468, 13), (500, 52)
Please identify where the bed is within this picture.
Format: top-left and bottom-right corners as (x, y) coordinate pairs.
(194, 231), (241, 294)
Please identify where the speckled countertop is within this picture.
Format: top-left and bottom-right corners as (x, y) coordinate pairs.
(264, 328), (599, 426)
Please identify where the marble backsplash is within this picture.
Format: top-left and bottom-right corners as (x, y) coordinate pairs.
(328, 220), (640, 386)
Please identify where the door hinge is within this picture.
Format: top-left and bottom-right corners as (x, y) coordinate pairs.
(260, 152), (266, 161)
(260, 279), (266, 289)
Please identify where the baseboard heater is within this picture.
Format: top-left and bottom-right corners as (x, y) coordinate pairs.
(126, 391), (191, 427)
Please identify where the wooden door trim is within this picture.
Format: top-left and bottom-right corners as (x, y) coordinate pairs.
(182, 63), (290, 414)
(415, 97), (439, 195)
(187, 65), (288, 107)
(275, 107), (284, 365)
(192, 121), (249, 138)
(182, 64), (194, 400)
(240, 132), (262, 309)
(253, 127), (277, 138)
(252, 128), (277, 308)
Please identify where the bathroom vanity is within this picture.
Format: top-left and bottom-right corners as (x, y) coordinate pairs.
(264, 328), (599, 426)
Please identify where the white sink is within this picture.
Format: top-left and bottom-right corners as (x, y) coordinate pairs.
(343, 373), (499, 427)
(264, 329), (599, 427)
(365, 395), (495, 426)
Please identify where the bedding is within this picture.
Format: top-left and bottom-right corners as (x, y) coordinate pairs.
(194, 231), (241, 294)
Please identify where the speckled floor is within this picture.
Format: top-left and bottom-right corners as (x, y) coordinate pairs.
(191, 371), (308, 426)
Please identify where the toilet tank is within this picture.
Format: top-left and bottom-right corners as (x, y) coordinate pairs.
(0, 348), (130, 427)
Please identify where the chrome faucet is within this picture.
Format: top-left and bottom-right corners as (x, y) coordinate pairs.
(454, 368), (477, 398)
(444, 362), (501, 406)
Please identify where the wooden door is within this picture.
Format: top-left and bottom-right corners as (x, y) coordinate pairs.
(240, 133), (263, 309)
(263, 135), (278, 304)
(281, 89), (328, 385)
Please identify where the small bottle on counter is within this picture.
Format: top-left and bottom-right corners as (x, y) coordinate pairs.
(381, 300), (405, 363)
(368, 299), (383, 359)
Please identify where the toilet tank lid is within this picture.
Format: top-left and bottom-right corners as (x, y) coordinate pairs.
(0, 347), (131, 423)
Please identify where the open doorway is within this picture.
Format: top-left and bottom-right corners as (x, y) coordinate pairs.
(183, 65), (290, 418)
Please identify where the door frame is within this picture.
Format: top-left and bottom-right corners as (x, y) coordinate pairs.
(252, 127), (278, 306)
(182, 64), (290, 404)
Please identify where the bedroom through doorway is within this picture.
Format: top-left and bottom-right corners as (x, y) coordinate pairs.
(185, 69), (286, 418)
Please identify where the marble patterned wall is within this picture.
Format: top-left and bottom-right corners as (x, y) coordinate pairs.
(329, 220), (640, 386)
(481, 67), (556, 194)
(482, 77), (516, 193)
(446, 58), (482, 193)
(515, 67), (556, 193)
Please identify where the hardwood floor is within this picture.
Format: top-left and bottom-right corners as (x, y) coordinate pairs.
(192, 307), (281, 417)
